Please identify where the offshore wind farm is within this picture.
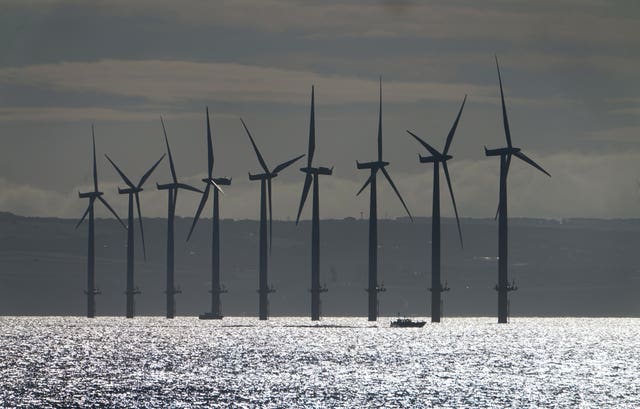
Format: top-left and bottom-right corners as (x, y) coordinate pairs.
(1, 1), (640, 406)
(60, 62), (557, 325)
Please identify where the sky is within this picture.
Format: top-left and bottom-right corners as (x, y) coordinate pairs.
(0, 0), (639, 221)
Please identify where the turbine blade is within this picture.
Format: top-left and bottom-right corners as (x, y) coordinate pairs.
(75, 199), (93, 229)
(209, 178), (224, 194)
(308, 86), (315, 167)
(296, 173), (313, 224)
(442, 162), (463, 248)
(206, 107), (214, 179)
(240, 118), (270, 174)
(98, 196), (126, 229)
(378, 76), (383, 161)
(268, 177), (273, 253)
(443, 95), (467, 155)
(92, 125), (98, 192)
(160, 116), (178, 183)
(496, 153), (511, 220)
(176, 183), (203, 193)
(514, 151), (551, 177)
(406, 130), (441, 157)
(357, 174), (374, 196)
(135, 192), (147, 262)
(381, 167), (413, 221)
(104, 154), (134, 188)
(187, 184), (211, 241)
(273, 154), (305, 174)
(173, 188), (178, 211)
(495, 56), (512, 148)
(138, 154), (165, 188)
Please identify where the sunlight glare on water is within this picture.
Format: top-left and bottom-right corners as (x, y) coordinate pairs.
(0, 317), (639, 407)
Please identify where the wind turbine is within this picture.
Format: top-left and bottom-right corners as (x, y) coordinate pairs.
(295, 86), (333, 321)
(105, 153), (165, 318)
(187, 108), (232, 320)
(76, 125), (126, 318)
(241, 118), (305, 320)
(485, 56), (551, 323)
(356, 78), (413, 322)
(157, 117), (202, 319)
(407, 95), (466, 323)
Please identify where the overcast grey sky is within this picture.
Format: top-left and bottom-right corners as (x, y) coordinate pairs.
(0, 0), (639, 220)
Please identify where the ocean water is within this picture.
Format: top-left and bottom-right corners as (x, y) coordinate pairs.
(0, 317), (638, 408)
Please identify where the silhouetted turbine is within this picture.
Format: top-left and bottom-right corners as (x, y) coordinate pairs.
(75, 125), (126, 318)
(407, 95), (466, 323)
(105, 153), (164, 318)
(356, 78), (413, 322)
(187, 108), (232, 320)
(157, 117), (202, 319)
(241, 118), (305, 320)
(485, 56), (551, 323)
(295, 86), (333, 321)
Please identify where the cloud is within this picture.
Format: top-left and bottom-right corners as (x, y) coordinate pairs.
(0, 60), (493, 107)
(69, 1), (636, 47)
(0, 107), (201, 122)
(0, 178), (79, 218)
(0, 59), (577, 121)
(604, 98), (640, 117)
(8, 0), (635, 47)
(584, 126), (640, 143)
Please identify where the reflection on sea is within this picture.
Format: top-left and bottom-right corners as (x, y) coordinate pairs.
(0, 317), (638, 407)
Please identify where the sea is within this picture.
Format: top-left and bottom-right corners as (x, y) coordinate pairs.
(0, 317), (638, 408)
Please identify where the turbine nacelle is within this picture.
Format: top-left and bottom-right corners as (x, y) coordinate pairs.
(210, 177), (232, 186)
(356, 160), (389, 170)
(300, 166), (333, 175)
(484, 146), (521, 157)
(419, 154), (453, 163)
(118, 187), (143, 195)
(200, 177), (229, 194)
(317, 166), (333, 175)
(78, 191), (103, 199)
(156, 182), (202, 193)
(248, 172), (272, 181)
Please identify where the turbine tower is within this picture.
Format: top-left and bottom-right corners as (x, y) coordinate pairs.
(157, 117), (202, 319)
(241, 118), (304, 320)
(407, 95), (466, 323)
(295, 86), (333, 321)
(356, 78), (413, 322)
(485, 57), (551, 323)
(76, 125), (126, 318)
(187, 108), (232, 320)
(105, 153), (165, 318)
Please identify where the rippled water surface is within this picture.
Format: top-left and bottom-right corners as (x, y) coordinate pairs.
(1, 317), (639, 407)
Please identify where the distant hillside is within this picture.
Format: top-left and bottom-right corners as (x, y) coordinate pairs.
(0, 211), (639, 317)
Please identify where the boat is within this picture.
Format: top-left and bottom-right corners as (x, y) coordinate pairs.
(198, 312), (223, 320)
(390, 318), (426, 328)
